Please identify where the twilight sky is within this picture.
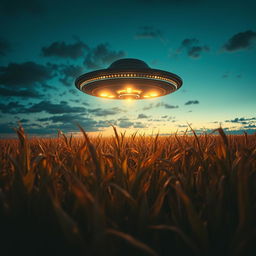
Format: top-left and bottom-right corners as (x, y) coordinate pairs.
(0, 0), (256, 136)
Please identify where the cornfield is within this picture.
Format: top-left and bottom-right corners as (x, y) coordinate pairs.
(0, 125), (256, 256)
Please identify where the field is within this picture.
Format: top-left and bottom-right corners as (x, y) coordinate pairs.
(0, 125), (256, 256)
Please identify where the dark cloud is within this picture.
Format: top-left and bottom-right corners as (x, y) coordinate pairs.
(36, 114), (113, 133)
(225, 117), (256, 124)
(41, 84), (58, 92)
(222, 72), (229, 78)
(134, 122), (147, 128)
(59, 65), (84, 86)
(160, 115), (175, 121)
(0, 0), (45, 15)
(0, 38), (11, 56)
(136, 0), (201, 4)
(185, 100), (199, 105)
(223, 30), (256, 52)
(142, 103), (155, 111)
(69, 89), (79, 96)
(222, 73), (242, 79)
(84, 43), (125, 69)
(1, 112), (114, 135)
(181, 38), (199, 47)
(187, 46), (209, 58)
(0, 87), (43, 98)
(19, 118), (29, 123)
(142, 102), (179, 110)
(135, 26), (163, 40)
(96, 120), (117, 127)
(0, 120), (99, 135)
(70, 99), (79, 103)
(244, 124), (256, 128)
(87, 107), (123, 117)
(118, 120), (133, 128)
(163, 103), (179, 109)
(37, 113), (93, 124)
(27, 100), (86, 114)
(0, 62), (53, 88)
(0, 62), (56, 98)
(0, 101), (26, 114)
(42, 40), (89, 59)
(178, 38), (209, 59)
(0, 100), (86, 115)
(118, 117), (129, 121)
(137, 113), (150, 119)
(0, 122), (16, 134)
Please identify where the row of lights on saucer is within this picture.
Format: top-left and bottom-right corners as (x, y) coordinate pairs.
(99, 87), (159, 99)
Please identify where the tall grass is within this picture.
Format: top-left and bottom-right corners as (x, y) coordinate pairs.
(0, 125), (256, 256)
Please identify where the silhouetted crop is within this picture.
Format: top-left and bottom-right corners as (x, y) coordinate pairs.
(0, 126), (255, 256)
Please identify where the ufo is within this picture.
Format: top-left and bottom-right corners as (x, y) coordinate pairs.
(75, 58), (182, 100)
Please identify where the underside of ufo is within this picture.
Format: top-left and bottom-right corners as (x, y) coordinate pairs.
(75, 58), (183, 100)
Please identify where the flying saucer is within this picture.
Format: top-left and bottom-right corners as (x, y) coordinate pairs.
(75, 58), (182, 100)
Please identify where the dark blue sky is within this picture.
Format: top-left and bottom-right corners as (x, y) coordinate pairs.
(0, 0), (256, 136)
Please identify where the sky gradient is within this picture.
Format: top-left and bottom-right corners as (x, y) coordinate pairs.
(0, 0), (256, 137)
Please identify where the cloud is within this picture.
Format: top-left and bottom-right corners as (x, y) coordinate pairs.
(185, 100), (199, 105)
(0, 38), (11, 56)
(222, 72), (229, 78)
(84, 43), (125, 69)
(137, 113), (150, 119)
(87, 107), (124, 116)
(244, 124), (256, 128)
(0, 61), (56, 98)
(42, 40), (89, 59)
(225, 117), (256, 124)
(1, 113), (115, 135)
(135, 26), (163, 40)
(0, 118), (107, 135)
(19, 118), (29, 123)
(118, 120), (133, 128)
(181, 38), (199, 47)
(0, 62), (53, 88)
(222, 30), (256, 52)
(163, 103), (179, 109)
(70, 99), (79, 103)
(187, 46), (209, 58)
(68, 88), (79, 96)
(142, 103), (155, 111)
(0, 100), (86, 115)
(59, 65), (84, 86)
(37, 113), (94, 124)
(27, 100), (86, 114)
(178, 38), (209, 59)
(136, 0), (201, 4)
(134, 122), (147, 128)
(0, 87), (43, 98)
(118, 117), (129, 121)
(96, 120), (117, 127)
(0, 101), (26, 114)
(222, 72), (242, 79)
(0, 0), (45, 15)
(36, 114), (114, 133)
(142, 102), (179, 110)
